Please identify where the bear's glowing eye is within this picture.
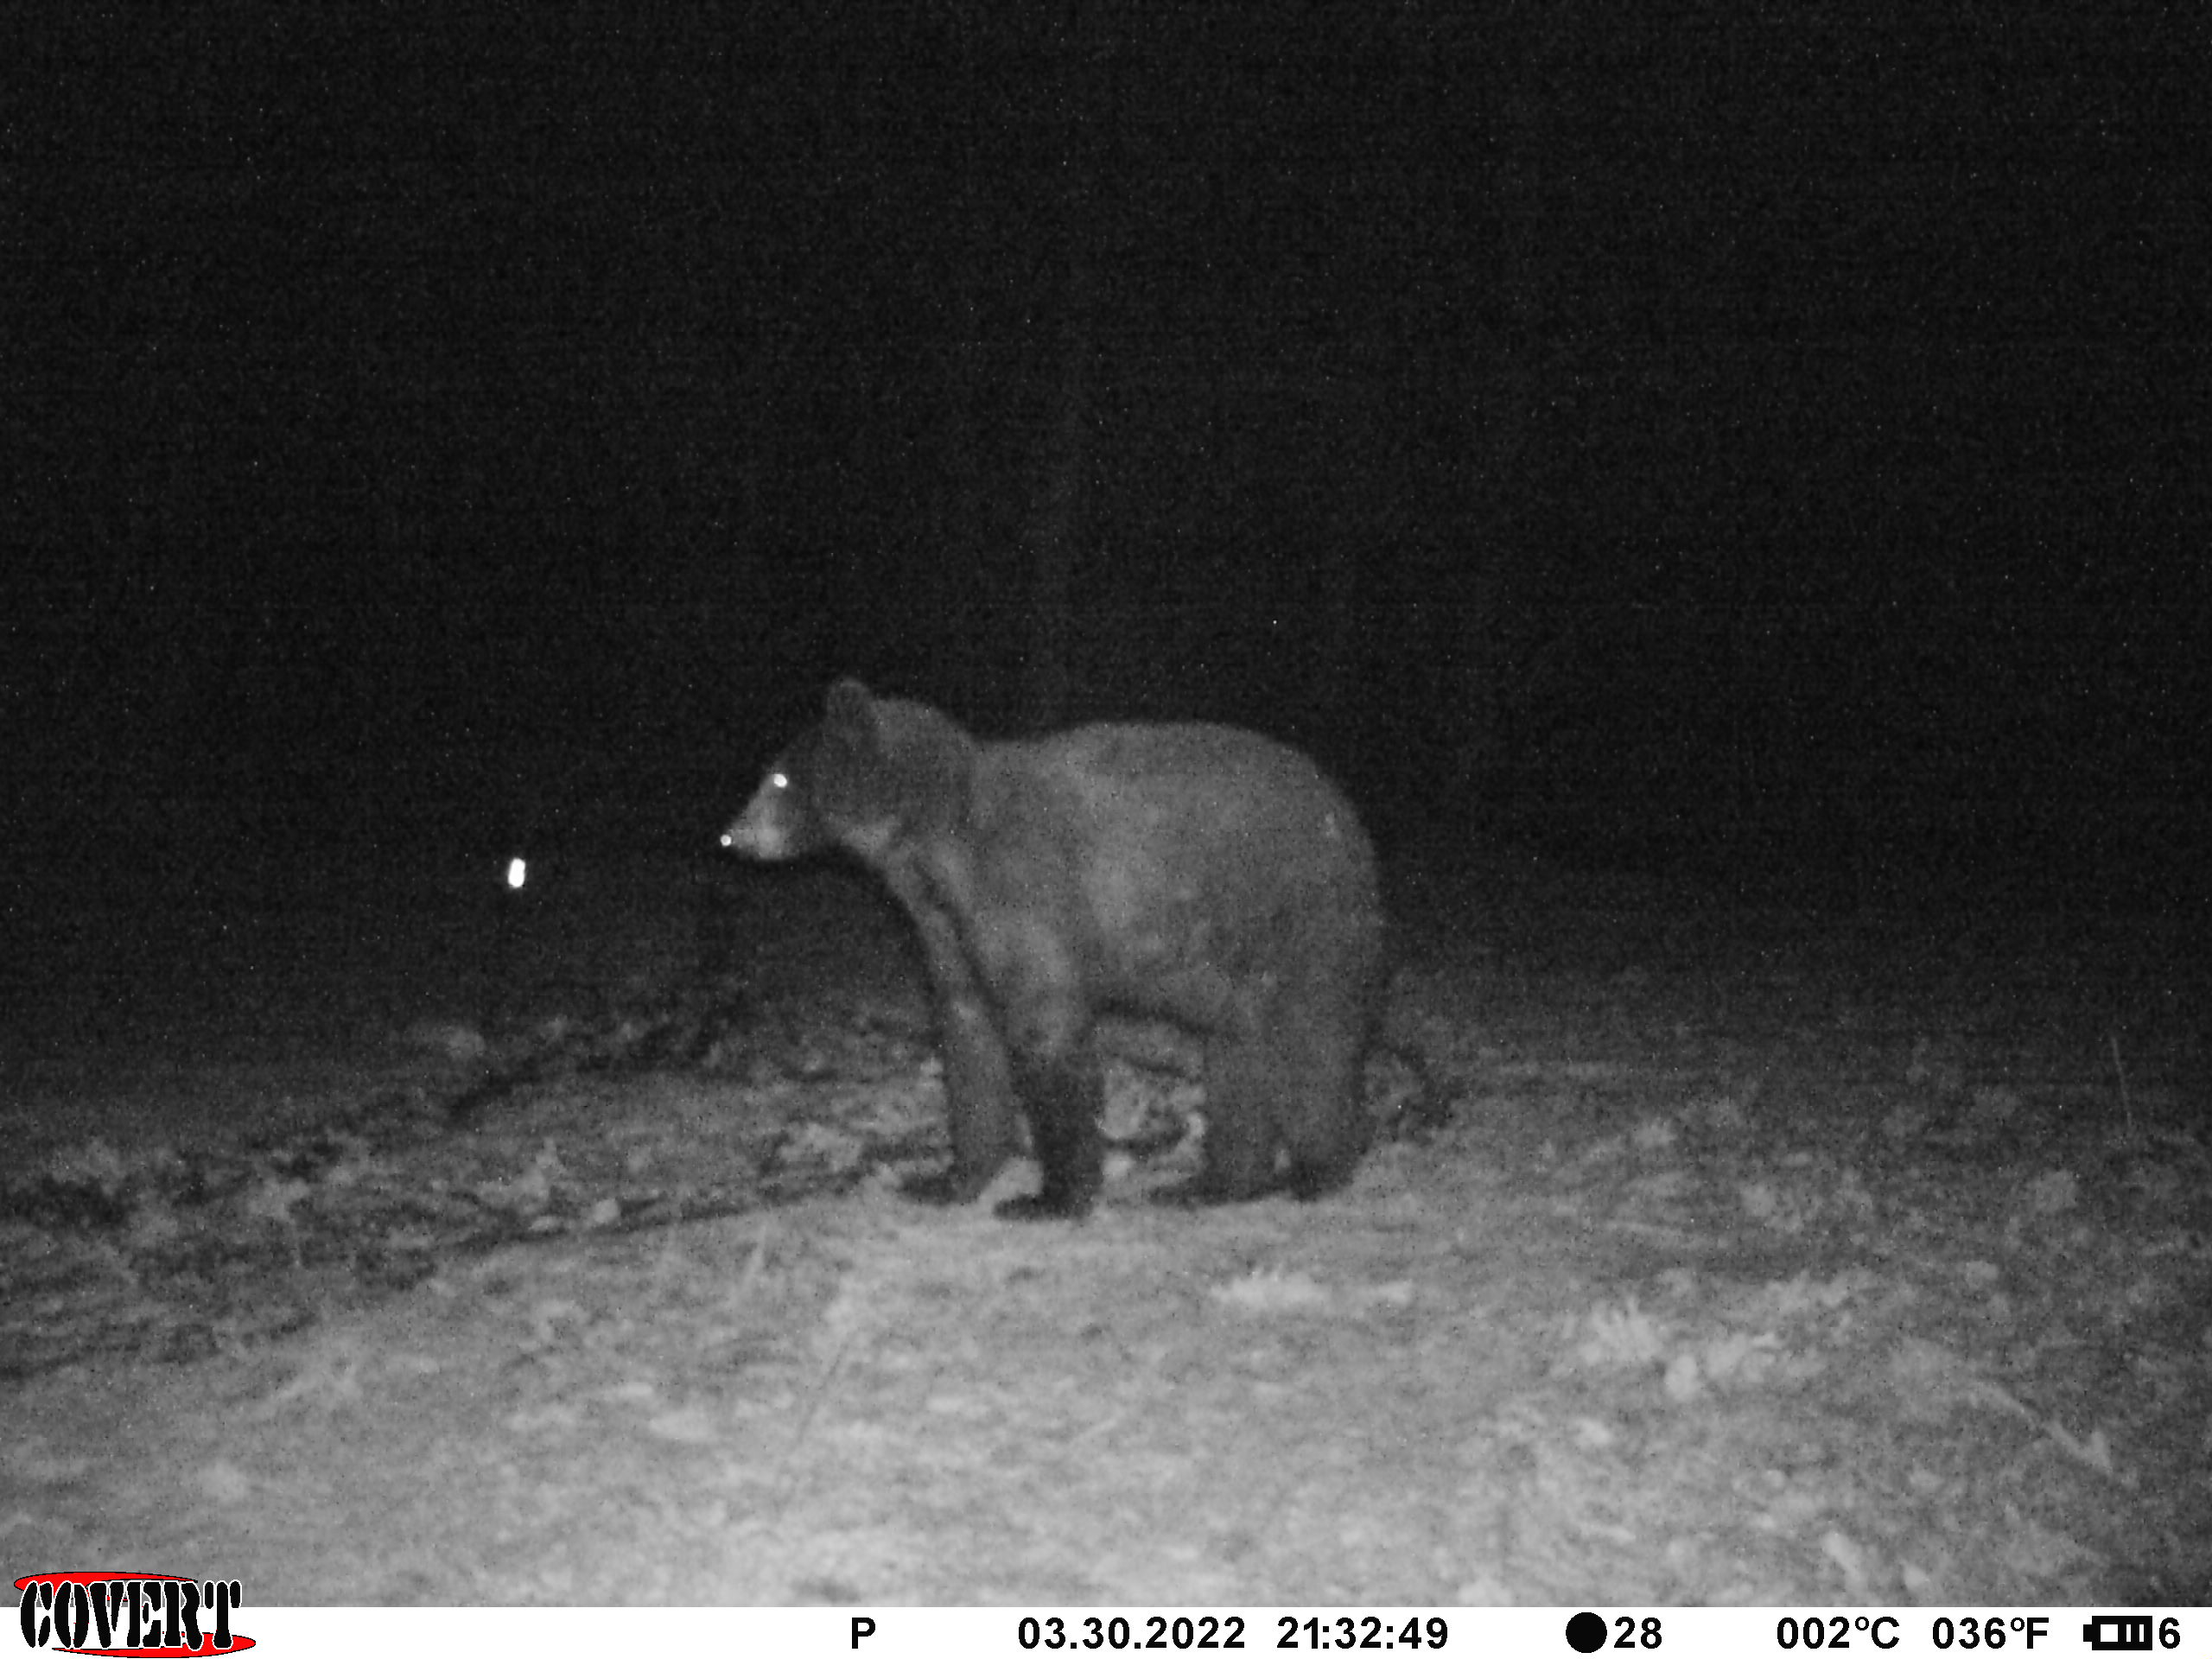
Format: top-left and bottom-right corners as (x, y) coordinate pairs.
(770, 771), (790, 792)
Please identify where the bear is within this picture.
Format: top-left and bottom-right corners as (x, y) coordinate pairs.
(721, 679), (1387, 1220)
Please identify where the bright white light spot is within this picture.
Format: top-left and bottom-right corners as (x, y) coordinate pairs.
(505, 857), (528, 892)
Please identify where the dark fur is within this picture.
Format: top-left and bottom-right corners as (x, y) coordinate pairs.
(724, 680), (1387, 1219)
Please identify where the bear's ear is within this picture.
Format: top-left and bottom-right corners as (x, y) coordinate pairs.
(823, 678), (876, 738)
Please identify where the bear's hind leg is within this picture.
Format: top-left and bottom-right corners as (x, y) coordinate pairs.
(1154, 1029), (1281, 1205)
(1279, 991), (1374, 1200)
(1282, 1085), (1369, 1198)
(1156, 997), (1370, 1206)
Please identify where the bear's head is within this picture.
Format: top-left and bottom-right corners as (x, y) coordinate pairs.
(722, 679), (974, 864)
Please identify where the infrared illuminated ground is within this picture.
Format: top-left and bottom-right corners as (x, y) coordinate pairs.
(3, 849), (2207, 1603)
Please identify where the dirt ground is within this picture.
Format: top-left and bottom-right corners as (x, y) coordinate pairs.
(3, 849), (2207, 1605)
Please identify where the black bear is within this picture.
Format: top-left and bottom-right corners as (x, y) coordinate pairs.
(722, 680), (1386, 1219)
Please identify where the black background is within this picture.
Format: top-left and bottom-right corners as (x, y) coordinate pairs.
(8, 6), (2205, 913)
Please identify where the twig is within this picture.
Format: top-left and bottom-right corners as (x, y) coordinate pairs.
(2107, 1032), (2135, 1138)
(771, 1331), (855, 1521)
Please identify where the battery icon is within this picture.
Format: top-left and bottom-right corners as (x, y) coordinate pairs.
(2082, 1616), (2153, 1651)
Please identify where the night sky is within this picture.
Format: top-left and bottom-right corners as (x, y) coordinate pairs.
(8, 7), (2206, 912)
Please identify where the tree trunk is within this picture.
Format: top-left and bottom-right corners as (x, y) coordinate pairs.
(1024, 258), (1092, 731)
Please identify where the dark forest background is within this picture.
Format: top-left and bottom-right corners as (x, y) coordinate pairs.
(6, 5), (2205, 917)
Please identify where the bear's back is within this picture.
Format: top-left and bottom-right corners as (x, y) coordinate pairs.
(982, 722), (1372, 881)
(944, 720), (1382, 1005)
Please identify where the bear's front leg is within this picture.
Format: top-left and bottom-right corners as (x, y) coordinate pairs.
(993, 963), (1103, 1220)
(904, 982), (1025, 1204)
(997, 1049), (1103, 1219)
(897, 898), (1022, 1205)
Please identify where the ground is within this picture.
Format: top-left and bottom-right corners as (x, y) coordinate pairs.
(3, 844), (2207, 1605)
